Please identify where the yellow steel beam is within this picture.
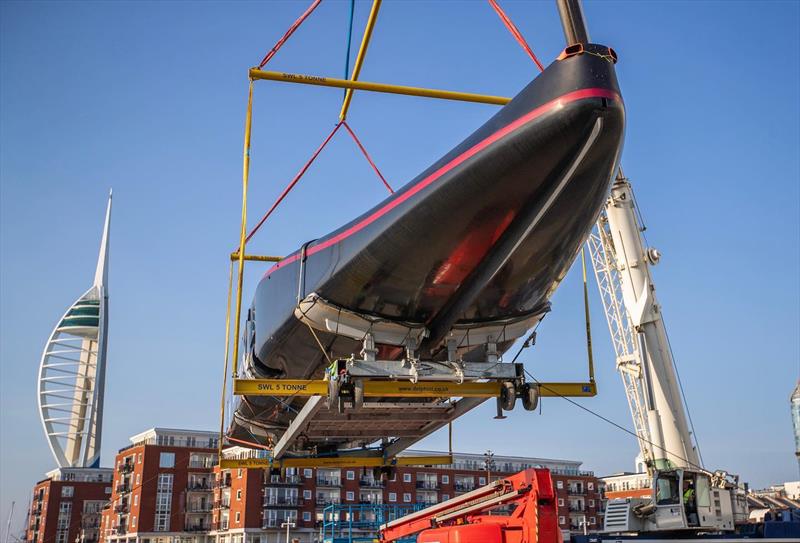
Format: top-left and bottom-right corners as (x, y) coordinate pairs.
(219, 454), (453, 470)
(229, 252), (283, 262)
(537, 381), (596, 397)
(233, 378), (596, 398)
(339, 0), (382, 121)
(231, 81), (255, 379)
(249, 69), (511, 106)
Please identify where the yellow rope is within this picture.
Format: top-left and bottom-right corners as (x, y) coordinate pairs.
(218, 260), (235, 461)
(581, 246), (595, 382)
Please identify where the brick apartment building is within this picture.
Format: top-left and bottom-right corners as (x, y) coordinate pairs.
(25, 467), (114, 543)
(26, 427), (603, 543)
(213, 448), (605, 543)
(99, 428), (219, 543)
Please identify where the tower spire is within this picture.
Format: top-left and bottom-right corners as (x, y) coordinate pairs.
(94, 190), (112, 288)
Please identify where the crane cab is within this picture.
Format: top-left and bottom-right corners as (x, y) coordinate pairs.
(603, 469), (737, 534)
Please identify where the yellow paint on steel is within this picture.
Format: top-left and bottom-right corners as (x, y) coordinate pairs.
(231, 81), (254, 379)
(249, 69), (511, 106)
(233, 378), (596, 398)
(219, 455), (453, 470)
(234, 378), (329, 396)
(217, 260), (235, 460)
(581, 247), (596, 383)
(537, 381), (597, 397)
(229, 252), (283, 262)
(339, 0), (382, 121)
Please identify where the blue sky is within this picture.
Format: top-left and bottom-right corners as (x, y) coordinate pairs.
(1, 0), (798, 535)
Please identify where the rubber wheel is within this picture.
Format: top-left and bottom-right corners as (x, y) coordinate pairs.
(353, 380), (364, 410)
(521, 383), (540, 411)
(500, 381), (516, 411)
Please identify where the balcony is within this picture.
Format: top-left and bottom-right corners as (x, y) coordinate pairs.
(316, 477), (341, 487)
(189, 458), (216, 469)
(568, 505), (586, 513)
(316, 496), (341, 506)
(568, 487), (586, 495)
(359, 477), (384, 488)
(81, 520), (101, 529)
(416, 481), (439, 490)
(268, 474), (301, 485)
(113, 504), (129, 514)
(263, 497), (300, 507)
(186, 504), (212, 513)
(213, 500), (231, 510)
(184, 525), (208, 533)
(215, 476), (232, 489)
(359, 497), (383, 505)
(454, 483), (475, 492)
(118, 463), (134, 474)
(116, 484), (131, 494)
(212, 521), (229, 531)
(115, 526), (127, 535)
(187, 482), (213, 492)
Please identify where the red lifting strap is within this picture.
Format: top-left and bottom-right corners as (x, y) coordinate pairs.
(258, 0), (323, 69)
(245, 122), (343, 244)
(488, 0), (545, 72)
(243, 121), (392, 245)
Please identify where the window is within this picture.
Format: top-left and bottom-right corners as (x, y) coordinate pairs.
(589, 499), (594, 507)
(441, 475), (449, 484)
(105, 487), (112, 494)
(131, 516), (136, 528)
(442, 494), (450, 501)
(559, 516), (566, 525)
(403, 473), (411, 483)
(235, 512), (241, 524)
(588, 482), (594, 490)
(154, 474), (173, 531)
(136, 474), (141, 485)
(237, 468), (243, 479)
(403, 493), (411, 503)
(346, 491), (354, 501)
(558, 498), (564, 506)
(236, 489), (242, 501)
(655, 473), (680, 505)
(556, 480), (563, 489)
(390, 472), (397, 482)
(159, 452), (175, 468)
(346, 471), (354, 480)
(61, 486), (74, 497)
(478, 477), (486, 486)
(590, 517), (596, 525)
(303, 469), (313, 478)
(137, 453), (142, 464)
(303, 512), (311, 522)
(388, 493), (397, 502)
(303, 490), (311, 500)
(134, 494), (139, 506)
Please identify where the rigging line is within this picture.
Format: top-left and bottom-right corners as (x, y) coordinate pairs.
(343, 0), (355, 95)
(243, 122), (343, 246)
(487, 0), (545, 72)
(339, 0), (382, 121)
(524, 367), (707, 474)
(218, 260), (235, 460)
(661, 312), (705, 469)
(258, 0), (323, 68)
(341, 121), (394, 194)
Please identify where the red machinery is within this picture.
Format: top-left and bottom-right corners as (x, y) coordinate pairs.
(380, 468), (563, 543)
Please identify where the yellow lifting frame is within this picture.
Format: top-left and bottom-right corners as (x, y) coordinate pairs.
(339, 0), (382, 121)
(249, 69), (512, 106)
(232, 378), (596, 398)
(219, 454), (453, 470)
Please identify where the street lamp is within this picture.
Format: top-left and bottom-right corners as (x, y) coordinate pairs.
(280, 520), (296, 543)
(482, 450), (496, 482)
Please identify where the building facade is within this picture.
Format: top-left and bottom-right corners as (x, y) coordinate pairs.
(99, 428), (219, 543)
(25, 468), (114, 543)
(210, 449), (605, 543)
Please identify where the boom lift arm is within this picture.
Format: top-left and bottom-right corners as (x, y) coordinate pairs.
(380, 469), (562, 543)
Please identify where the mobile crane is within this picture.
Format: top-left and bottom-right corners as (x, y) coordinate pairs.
(380, 468), (562, 543)
(587, 172), (750, 535)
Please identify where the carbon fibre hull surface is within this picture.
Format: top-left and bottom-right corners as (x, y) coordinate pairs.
(231, 45), (625, 451)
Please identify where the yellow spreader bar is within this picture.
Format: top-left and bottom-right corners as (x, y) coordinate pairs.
(232, 379), (596, 398)
(249, 69), (511, 106)
(219, 454), (453, 470)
